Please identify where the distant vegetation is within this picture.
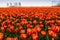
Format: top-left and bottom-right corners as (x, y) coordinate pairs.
(56, 3), (60, 6)
(7, 2), (21, 7)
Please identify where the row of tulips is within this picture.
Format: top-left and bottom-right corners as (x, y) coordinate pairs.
(0, 7), (60, 40)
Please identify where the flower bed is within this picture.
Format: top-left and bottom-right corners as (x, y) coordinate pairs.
(0, 7), (60, 40)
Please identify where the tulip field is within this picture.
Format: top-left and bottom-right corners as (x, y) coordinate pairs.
(0, 7), (60, 40)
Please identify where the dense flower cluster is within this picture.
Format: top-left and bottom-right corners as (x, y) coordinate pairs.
(0, 7), (60, 40)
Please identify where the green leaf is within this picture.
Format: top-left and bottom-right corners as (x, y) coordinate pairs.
(46, 34), (49, 40)
(58, 32), (60, 40)
(38, 33), (46, 40)
(26, 37), (32, 40)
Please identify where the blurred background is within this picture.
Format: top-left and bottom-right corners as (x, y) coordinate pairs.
(0, 0), (60, 7)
